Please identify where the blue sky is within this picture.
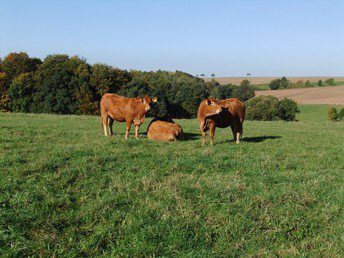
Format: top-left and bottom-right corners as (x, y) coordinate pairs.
(1, 0), (343, 76)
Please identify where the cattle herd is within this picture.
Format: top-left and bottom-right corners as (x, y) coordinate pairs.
(100, 93), (245, 145)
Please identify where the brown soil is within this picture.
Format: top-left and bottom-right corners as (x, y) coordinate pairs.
(255, 86), (344, 105)
(204, 77), (344, 85)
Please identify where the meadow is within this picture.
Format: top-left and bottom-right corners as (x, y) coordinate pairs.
(0, 105), (343, 256)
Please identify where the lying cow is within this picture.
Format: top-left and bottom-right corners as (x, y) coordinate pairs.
(100, 94), (157, 139)
(197, 97), (245, 145)
(147, 116), (183, 142)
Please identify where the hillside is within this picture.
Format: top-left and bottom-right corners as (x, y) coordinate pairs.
(203, 76), (344, 85)
(255, 85), (344, 105)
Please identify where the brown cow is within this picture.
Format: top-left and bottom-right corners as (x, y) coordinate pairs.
(100, 93), (157, 139)
(197, 98), (245, 145)
(147, 116), (183, 142)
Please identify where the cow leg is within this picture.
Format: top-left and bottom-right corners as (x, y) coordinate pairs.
(108, 116), (114, 136)
(236, 121), (242, 144)
(101, 113), (109, 136)
(201, 131), (206, 145)
(125, 120), (132, 140)
(231, 124), (236, 142)
(209, 123), (216, 145)
(135, 125), (140, 139)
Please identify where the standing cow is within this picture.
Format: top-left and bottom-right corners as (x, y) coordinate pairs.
(197, 98), (245, 145)
(100, 94), (157, 139)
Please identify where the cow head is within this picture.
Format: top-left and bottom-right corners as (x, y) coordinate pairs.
(204, 98), (222, 117)
(140, 95), (158, 111)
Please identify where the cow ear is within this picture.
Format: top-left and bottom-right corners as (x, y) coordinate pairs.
(206, 99), (212, 105)
(152, 97), (158, 102)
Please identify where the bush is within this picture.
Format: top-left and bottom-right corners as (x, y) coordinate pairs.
(245, 95), (279, 121)
(269, 79), (281, 90)
(328, 107), (338, 121)
(305, 80), (311, 87)
(276, 98), (299, 121)
(317, 80), (323, 86)
(269, 77), (289, 90)
(338, 108), (344, 120)
(325, 78), (335, 86)
(246, 95), (299, 121)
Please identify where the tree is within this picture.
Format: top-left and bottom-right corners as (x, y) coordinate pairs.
(1, 52), (41, 80)
(325, 78), (335, 86)
(90, 64), (131, 98)
(269, 79), (281, 90)
(0, 52), (42, 111)
(211, 73), (215, 78)
(318, 80), (323, 86)
(210, 84), (235, 100)
(232, 84), (255, 102)
(280, 76), (289, 88)
(32, 55), (92, 114)
(8, 72), (36, 112)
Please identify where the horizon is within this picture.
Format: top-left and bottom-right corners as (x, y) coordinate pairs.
(1, 0), (344, 77)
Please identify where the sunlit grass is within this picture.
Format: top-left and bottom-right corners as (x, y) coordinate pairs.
(0, 105), (343, 256)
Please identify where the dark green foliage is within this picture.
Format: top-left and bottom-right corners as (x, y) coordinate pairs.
(32, 55), (92, 114)
(328, 107), (338, 121)
(305, 80), (311, 87)
(325, 78), (335, 86)
(318, 80), (323, 86)
(0, 53), (42, 111)
(246, 95), (279, 120)
(276, 98), (300, 121)
(246, 95), (299, 121)
(232, 83), (255, 102)
(8, 73), (36, 112)
(269, 79), (281, 90)
(90, 63), (131, 97)
(210, 84), (234, 100)
(269, 77), (290, 90)
(338, 108), (344, 120)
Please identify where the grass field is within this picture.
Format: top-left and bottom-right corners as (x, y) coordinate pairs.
(1, 105), (343, 256)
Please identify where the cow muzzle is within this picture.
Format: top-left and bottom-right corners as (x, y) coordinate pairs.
(145, 106), (150, 111)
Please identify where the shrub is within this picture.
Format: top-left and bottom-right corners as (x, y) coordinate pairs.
(269, 79), (280, 90)
(317, 80), (323, 86)
(325, 78), (335, 86)
(245, 95), (279, 121)
(328, 107), (338, 121)
(305, 80), (311, 87)
(276, 98), (299, 121)
(269, 77), (289, 90)
(338, 108), (344, 120)
(246, 95), (299, 121)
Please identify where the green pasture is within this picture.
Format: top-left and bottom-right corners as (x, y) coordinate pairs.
(0, 105), (343, 256)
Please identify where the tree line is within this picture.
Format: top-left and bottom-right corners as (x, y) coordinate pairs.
(269, 76), (336, 90)
(0, 52), (255, 118)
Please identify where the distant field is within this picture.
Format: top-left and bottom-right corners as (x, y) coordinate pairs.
(203, 76), (344, 85)
(255, 85), (344, 105)
(1, 106), (343, 256)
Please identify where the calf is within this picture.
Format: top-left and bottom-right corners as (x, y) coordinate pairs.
(147, 116), (183, 141)
(100, 94), (157, 139)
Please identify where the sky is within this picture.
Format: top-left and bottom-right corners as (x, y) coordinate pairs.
(1, 0), (343, 77)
